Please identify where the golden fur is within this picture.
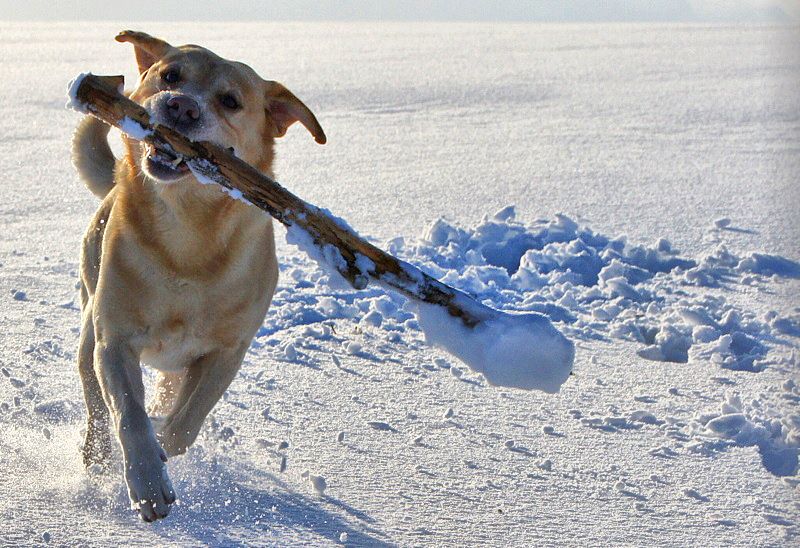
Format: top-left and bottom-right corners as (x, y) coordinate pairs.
(73, 30), (324, 522)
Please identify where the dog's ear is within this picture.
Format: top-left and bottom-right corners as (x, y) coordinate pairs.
(115, 30), (174, 74)
(264, 81), (326, 144)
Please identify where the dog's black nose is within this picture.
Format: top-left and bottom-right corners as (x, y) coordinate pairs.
(165, 95), (200, 125)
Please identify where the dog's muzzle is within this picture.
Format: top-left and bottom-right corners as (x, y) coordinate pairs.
(164, 95), (201, 132)
(140, 92), (204, 182)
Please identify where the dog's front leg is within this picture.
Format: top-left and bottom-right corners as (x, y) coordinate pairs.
(94, 337), (176, 522)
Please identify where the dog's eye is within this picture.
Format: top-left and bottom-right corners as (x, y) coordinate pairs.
(162, 69), (180, 84)
(220, 94), (240, 110)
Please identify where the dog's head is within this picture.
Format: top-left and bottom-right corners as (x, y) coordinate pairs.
(116, 30), (325, 182)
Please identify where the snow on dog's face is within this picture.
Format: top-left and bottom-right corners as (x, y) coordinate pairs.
(116, 30), (325, 183)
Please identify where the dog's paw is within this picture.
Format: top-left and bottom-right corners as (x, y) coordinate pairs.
(150, 416), (188, 457)
(123, 445), (176, 522)
(157, 424), (192, 457)
(158, 433), (190, 457)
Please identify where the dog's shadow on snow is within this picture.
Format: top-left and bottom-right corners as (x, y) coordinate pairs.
(137, 447), (392, 546)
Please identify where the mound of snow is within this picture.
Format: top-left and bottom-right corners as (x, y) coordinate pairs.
(686, 391), (800, 476)
(273, 206), (797, 380)
(395, 208), (798, 371)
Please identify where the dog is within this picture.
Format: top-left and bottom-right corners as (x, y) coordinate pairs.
(72, 30), (325, 522)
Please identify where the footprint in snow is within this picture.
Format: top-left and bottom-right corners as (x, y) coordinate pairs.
(708, 513), (737, 527)
(505, 441), (535, 457)
(711, 376), (737, 386)
(713, 217), (732, 229)
(11, 289), (27, 301)
(763, 514), (794, 527)
(649, 474), (668, 485)
(649, 445), (679, 459)
(579, 417), (620, 433)
(8, 377), (25, 389)
(683, 488), (710, 502)
(526, 473), (548, 481)
(542, 425), (565, 437)
(617, 487), (647, 502)
(367, 421), (398, 432)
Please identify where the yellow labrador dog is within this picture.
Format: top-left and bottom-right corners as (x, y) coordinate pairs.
(72, 30), (325, 521)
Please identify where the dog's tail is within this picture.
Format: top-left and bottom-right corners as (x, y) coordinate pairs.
(71, 115), (117, 199)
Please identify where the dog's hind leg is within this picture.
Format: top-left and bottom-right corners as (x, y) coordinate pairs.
(156, 345), (247, 456)
(77, 202), (115, 469)
(77, 300), (112, 470)
(147, 372), (182, 418)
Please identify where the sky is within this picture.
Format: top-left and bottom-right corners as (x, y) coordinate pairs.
(0, 0), (797, 22)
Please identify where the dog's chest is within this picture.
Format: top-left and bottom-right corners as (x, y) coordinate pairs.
(140, 338), (205, 373)
(139, 314), (214, 373)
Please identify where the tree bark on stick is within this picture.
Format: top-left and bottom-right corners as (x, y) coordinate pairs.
(69, 73), (495, 327)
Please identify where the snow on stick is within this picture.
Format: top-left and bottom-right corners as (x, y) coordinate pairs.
(67, 73), (574, 392)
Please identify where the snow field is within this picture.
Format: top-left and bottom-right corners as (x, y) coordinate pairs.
(0, 21), (798, 547)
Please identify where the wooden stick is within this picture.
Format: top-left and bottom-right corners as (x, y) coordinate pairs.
(68, 73), (496, 327)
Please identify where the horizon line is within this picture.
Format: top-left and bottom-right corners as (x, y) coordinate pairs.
(1, 18), (797, 24)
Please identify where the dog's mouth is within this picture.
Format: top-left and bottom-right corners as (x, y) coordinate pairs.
(143, 144), (190, 182)
(142, 143), (238, 183)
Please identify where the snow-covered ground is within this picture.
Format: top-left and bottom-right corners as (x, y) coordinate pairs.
(1, 21), (798, 546)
